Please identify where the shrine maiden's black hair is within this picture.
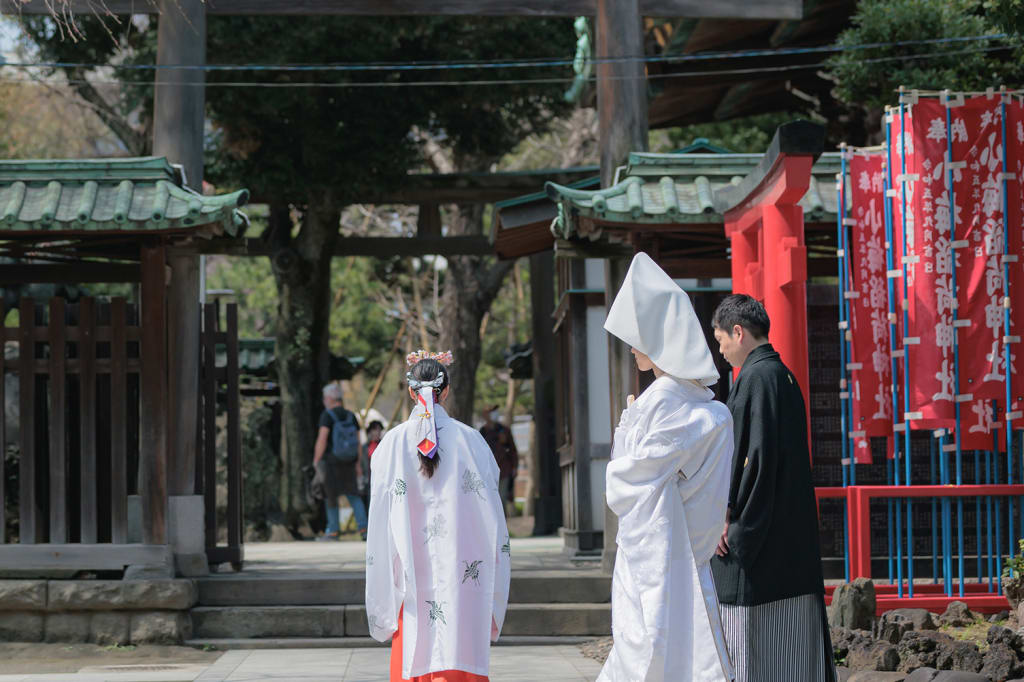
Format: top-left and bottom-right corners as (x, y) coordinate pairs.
(409, 358), (449, 478)
(711, 293), (771, 340)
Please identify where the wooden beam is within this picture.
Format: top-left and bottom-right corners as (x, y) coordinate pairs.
(0, 544), (172, 571)
(1, 0), (802, 18)
(0, 264), (141, 284)
(596, 0), (648, 188)
(172, 235), (495, 257)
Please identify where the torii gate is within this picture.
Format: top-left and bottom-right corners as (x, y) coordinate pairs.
(714, 120), (825, 454)
(2, 0), (803, 562)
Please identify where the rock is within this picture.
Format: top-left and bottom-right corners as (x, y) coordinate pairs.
(847, 639), (900, 672)
(129, 611), (191, 644)
(837, 666), (852, 682)
(981, 642), (1024, 681)
(991, 611), (1010, 623)
(940, 601), (977, 627)
(833, 627), (875, 661)
(933, 640), (983, 674)
(877, 609), (939, 643)
(898, 630), (956, 673)
(1005, 576), (1024, 611)
(905, 669), (939, 681)
(931, 673), (996, 681)
(121, 580), (197, 610)
(987, 625), (1024, 659)
(847, 672), (908, 681)
(43, 613), (91, 643)
(832, 578), (878, 631)
(0, 581), (46, 610)
(0, 612), (43, 642)
(89, 612), (130, 646)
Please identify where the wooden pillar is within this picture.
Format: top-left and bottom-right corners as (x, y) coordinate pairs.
(529, 252), (561, 536)
(153, 0), (207, 572)
(602, 256), (633, 572)
(140, 245), (169, 546)
(596, 0), (648, 187)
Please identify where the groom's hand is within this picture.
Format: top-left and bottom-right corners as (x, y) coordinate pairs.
(715, 520), (730, 556)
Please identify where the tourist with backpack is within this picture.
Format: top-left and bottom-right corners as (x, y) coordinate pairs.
(313, 382), (367, 541)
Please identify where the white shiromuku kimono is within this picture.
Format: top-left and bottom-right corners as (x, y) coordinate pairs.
(599, 252), (736, 682)
(365, 403), (511, 679)
(598, 375), (735, 682)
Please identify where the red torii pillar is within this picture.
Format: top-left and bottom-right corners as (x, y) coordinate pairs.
(715, 121), (824, 457)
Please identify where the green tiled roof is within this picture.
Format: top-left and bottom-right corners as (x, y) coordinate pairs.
(0, 157), (249, 237)
(546, 151), (843, 239)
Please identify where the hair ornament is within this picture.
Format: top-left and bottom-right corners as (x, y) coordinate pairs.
(405, 349), (454, 367)
(406, 371), (446, 391)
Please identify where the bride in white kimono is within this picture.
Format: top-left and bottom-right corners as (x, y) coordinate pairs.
(365, 352), (511, 682)
(599, 252), (736, 682)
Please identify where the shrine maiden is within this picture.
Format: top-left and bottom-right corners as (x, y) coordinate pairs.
(365, 352), (511, 682)
(598, 252), (735, 682)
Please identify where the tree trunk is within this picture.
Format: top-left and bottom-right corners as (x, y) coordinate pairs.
(439, 203), (515, 423)
(267, 197), (341, 528)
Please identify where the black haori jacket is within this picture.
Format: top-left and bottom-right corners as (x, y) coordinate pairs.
(711, 344), (827, 607)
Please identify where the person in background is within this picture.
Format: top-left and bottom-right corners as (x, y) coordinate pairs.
(313, 383), (367, 541)
(479, 405), (518, 517)
(361, 420), (385, 511)
(710, 294), (836, 682)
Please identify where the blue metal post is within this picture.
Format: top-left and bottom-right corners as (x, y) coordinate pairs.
(897, 100), (916, 596)
(944, 93), (966, 597)
(837, 148), (852, 583)
(931, 436), (940, 583)
(1000, 93), (1017, 578)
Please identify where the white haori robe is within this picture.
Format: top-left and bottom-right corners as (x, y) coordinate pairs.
(365, 404), (511, 679)
(599, 375), (735, 682)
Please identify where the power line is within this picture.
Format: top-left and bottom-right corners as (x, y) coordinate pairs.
(0, 33), (1010, 73)
(0, 45), (1012, 89)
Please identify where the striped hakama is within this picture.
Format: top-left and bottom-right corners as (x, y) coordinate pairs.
(720, 593), (836, 682)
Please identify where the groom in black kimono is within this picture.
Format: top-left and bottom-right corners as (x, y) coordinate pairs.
(710, 294), (835, 682)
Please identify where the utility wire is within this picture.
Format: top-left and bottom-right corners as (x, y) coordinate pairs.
(0, 33), (1010, 73)
(0, 44), (1012, 88)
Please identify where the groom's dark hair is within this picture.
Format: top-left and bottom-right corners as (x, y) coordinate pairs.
(711, 294), (770, 340)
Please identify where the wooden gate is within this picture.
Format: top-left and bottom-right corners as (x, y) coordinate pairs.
(0, 297), (169, 566)
(199, 302), (243, 570)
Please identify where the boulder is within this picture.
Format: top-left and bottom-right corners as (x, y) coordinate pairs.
(906, 666), (992, 681)
(847, 639), (900, 672)
(990, 611), (1010, 624)
(933, 640), (983, 674)
(939, 601), (976, 628)
(877, 609), (938, 643)
(832, 578), (878, 631)
(834, 627), (876, 663)
(847, 673), (908, 681)
(898, 630), (956, 673)
(981, 642), (1024, 681)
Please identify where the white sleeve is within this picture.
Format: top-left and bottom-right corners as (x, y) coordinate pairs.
(365, 445), (403, 642)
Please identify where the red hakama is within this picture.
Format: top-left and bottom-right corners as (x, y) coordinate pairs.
(390, 606), (489, 682)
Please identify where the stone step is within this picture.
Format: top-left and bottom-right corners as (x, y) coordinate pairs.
(185, 635), (596, 650)
(196, 570), (611, 607)
(191, 603), (611, 639)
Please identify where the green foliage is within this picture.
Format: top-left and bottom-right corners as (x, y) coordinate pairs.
(826, 0), (1019, 109)
(475, 263), (533, 417)
(1004, 538), (1024, 576)
(985, 0), (1024, 37)
(658, 112), (801, 154)
(240, 402), (281, 539)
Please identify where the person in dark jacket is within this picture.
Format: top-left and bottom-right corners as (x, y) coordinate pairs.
(313, 383), (366, 541)
(709, 294), (836, 682)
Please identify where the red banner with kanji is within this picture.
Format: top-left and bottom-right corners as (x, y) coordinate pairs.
(847, 152), (892, 462)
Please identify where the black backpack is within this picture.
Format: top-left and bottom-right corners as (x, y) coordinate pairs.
(327, 409), (360, 462)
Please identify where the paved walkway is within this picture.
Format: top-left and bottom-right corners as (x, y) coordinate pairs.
(0, 646), (602, 681)
(235, 537), (598, 574)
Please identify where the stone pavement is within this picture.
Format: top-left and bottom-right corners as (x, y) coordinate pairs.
(0, 646), (602, 681)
